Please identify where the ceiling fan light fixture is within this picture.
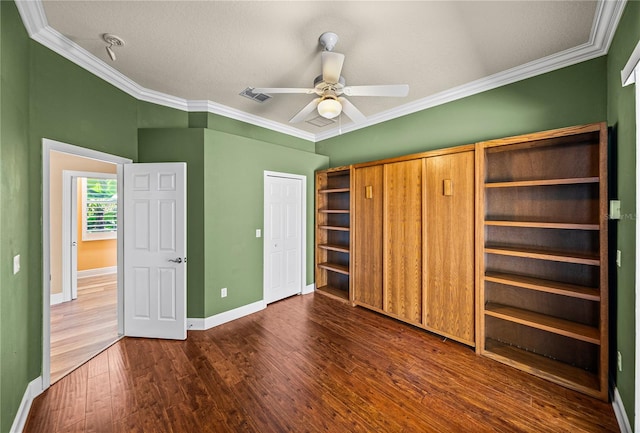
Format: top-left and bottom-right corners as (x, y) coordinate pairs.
(317, 97), (342, 119)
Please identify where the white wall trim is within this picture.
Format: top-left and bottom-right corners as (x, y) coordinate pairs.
(613, 387), (633, 433)
(15, 0), (626, 143)
(10, 376), (43, 433)
(77, 266), (118, 278)
(302, 283), (315, 295)
(187, 300), (266, 331)
(50, 292), (64, 306)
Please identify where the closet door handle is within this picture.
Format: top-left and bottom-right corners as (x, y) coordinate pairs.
(168, 258), (183, 264)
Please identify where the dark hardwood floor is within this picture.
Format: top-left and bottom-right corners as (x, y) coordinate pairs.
(26, 292), (619, 433)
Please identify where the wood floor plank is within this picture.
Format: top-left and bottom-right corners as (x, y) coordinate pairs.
(53, 364), (89, 431)
(26, 293), (620, 433)
(50, 273), (119, 384)
(84, 372), (113, 433)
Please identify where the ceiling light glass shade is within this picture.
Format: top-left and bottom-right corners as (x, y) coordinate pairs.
(317, 98), (342, 119)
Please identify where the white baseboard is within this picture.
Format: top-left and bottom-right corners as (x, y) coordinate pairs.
(302, 283), (315, 295)
(612, 387), (632, 433)
(77, 266), (117, 278)
(187, 300), (266, 331)
(49, 292), (65, 306)
(10, 376), (43, 433)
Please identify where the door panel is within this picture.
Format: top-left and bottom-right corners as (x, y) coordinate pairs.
(384, 160), (423, 324)
(265, 175), (303, 304)
(424, 152), (475, 344)
(124, 163), (186, 340)
(353, 165), (384, 309)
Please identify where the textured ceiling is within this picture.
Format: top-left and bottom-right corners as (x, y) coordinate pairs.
(39, 1), (602, 137)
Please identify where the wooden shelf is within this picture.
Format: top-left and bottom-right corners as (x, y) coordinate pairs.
(319, 187), (350, 194)
(318, 243), (350, 253)
(485, 177), (599, 188)
(318, 262), (350, 276)
(484, 339), (600, 395)
(484, 220), (599, 230)
(315, 285), (350, 303)
(319, 209), (350, 214)
(484, 245), (600, 266)
(478, 123), (608, 401)
(484, 303), (600, 345)
(319, 225), (350, 232)
(316, 167), (351, 302)
(485, 272), (600, 301)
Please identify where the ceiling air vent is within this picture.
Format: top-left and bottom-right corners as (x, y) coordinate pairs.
(239, 87), (271, 103)
(306, 115), (336, 127)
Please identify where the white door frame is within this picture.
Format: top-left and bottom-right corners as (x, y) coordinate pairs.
(621, 43), (640, 433)
(42, 138), (131, 390)
(59, 171), (117, 305)
(262, 171), (306, 303)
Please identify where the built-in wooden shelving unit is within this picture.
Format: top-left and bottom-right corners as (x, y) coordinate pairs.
(476, 122), (609, 401)
(315, 166), (352, 303)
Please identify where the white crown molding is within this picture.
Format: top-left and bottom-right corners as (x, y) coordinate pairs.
(16, 0), (626, 144)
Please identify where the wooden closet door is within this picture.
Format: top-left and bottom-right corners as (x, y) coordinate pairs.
(353, 165), (383, 310)
(424, 151), (475, 345)
(383, 159), (423, 324)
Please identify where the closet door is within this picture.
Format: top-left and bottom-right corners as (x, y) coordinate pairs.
(353, 165), (384, 310)
(424, 151), (475, 345)
(383, 159), (423, 324)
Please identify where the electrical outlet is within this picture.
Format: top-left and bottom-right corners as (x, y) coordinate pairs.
(617, 351), (622, 372)
(616, 250), (622, 268)
(13, 255), (20, 275)
(221, 287), (227, 298)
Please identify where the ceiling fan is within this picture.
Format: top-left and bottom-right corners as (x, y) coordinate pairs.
(252, 32), (409, 124)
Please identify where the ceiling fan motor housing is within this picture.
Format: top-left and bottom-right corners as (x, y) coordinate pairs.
(319, 32), (339, 51)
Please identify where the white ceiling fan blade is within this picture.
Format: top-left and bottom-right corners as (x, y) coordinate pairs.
(338, 97), (366, 123)
(343, 84), (409, 97)
(252, 87), (316, 94)
(289, 98), (321, 123)
(322, 51), (345, 84)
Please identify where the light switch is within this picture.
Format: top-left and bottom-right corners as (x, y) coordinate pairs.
(617, 250), (622, 267)
(610, 200), (621, 220)
(256, 229), (262, 238)
(13, 255), (20, 275)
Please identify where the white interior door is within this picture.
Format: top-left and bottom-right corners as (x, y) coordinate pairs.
(123, 163), (187, 340)
(264, 173), (304, 304)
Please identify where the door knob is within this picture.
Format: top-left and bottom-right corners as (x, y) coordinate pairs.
(168, 258), (183, 263)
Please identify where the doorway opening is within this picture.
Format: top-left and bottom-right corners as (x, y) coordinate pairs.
(50, 169), (119, 383)
(42, 139), (131, 389)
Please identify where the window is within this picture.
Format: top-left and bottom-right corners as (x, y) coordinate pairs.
(82, 177), (117, 240)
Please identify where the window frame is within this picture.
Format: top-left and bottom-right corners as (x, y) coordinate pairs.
(81, 176), (118, 241)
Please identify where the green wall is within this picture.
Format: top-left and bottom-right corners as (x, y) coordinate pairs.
(139, 127), (328, 318)
(316, 58), (607, 166)
(189, 111), (316, 154)
(203, 129), (327, 316)
(607, 0), (640, 426)
(0, 2), (31, 431)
